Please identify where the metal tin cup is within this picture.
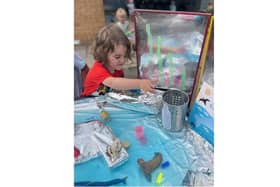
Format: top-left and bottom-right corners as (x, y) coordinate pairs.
(161, 89), (189, 131)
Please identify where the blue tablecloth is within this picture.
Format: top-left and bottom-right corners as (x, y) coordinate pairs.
(74, 97), (214, 186)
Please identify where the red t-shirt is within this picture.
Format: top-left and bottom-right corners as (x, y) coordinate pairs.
(81, 61), (124, 96)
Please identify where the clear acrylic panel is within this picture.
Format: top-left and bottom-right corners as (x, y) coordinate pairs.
(134, 10), (211, 94)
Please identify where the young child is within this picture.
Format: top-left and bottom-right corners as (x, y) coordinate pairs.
(81, 24), (155, 97)
(115, 7), (136, 61)
(115, 8), (130, 34)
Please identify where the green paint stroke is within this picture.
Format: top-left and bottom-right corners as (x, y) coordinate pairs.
(167, 53), (174, 87)
(180, 65), (187, 91)
(145, 23), (153, 79)
(157, 36), (164, 85)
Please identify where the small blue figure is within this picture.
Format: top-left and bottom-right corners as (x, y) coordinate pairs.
(161, 161), (170, 169)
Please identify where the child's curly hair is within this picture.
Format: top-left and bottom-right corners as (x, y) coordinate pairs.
(91, 24), (131, 65)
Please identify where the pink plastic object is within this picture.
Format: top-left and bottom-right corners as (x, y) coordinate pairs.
(134, 126), (144, 139)
(74, 146), (80, 159)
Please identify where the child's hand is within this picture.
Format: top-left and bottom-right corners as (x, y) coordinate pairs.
(139, 79), (155, 94)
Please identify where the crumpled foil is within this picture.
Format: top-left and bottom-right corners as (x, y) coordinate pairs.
(106, 91), (163, 114)
(181, 128), (214, 186)
(74, 121), (102, 164)
(138, 93), (162, 105)
(74, 120), (129, 168)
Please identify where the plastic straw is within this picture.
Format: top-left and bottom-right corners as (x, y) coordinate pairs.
(145, 24), (153, 55)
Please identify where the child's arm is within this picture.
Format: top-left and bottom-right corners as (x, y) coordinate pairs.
(103, 77), (155, 93)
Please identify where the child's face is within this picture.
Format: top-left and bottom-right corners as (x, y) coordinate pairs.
(107, 44), (127, 71)
(117, 13), (126, 23)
